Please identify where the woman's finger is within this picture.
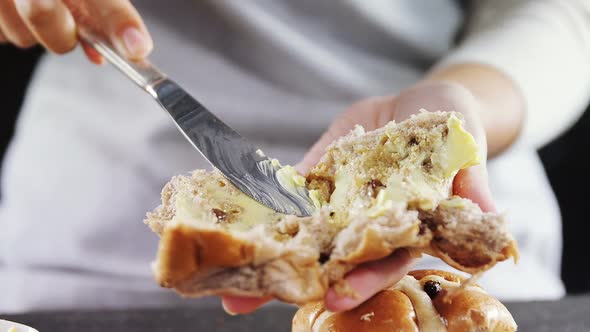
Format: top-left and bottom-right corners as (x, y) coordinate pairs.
(324, 249), (415, 312)
(65, 0), (152, 60)
(453, 165), (496, 213)
(296, 129), (343, 174)
(297, 112), (360, 173)
(221, 296), (273, 315)
(0, 0), (36, 48)
(14, 0), (77, 54)
(0, 28), (7, 42)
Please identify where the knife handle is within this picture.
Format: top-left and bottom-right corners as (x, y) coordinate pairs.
(78, 28), (167, 97)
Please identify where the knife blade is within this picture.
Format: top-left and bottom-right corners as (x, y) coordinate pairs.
(80, 29), (316, 217)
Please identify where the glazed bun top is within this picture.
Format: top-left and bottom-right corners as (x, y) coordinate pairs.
(292, 269), (517, 332)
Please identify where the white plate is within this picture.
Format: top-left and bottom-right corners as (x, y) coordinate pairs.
(0, 320), (38, 332)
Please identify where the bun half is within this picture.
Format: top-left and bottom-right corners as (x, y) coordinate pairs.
(145, 111), (517, 303)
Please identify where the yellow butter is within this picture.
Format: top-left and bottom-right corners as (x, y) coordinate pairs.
(174, 181), (279, 232)
(439, 196), (466, 208)
(367, 191), (395, 217)
(308, 189), (324, 209)
(404, 169), (440, 210)
(174, 192), (212, 222)
(367, 174), (404, 217)
(361, 114), (480, 215)
(270, 158), (282, 168)
(329, 169), (354, 210)
(276, 165), (307, 190)
(443, 114), (480, 178)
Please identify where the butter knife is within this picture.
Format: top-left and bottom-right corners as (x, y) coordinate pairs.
(79, 30), (315, 217)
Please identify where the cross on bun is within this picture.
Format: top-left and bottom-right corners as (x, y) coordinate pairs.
(292, 269), (517, 332)
(144, 111), (518, 304)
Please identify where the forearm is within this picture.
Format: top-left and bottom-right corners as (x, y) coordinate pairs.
(425, 63), (525, 157)
(429, 0), (590, 150)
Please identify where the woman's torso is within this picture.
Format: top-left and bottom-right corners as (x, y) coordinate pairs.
(0, 0), (563, 312)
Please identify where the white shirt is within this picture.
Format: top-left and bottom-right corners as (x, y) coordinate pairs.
(1, 0), (589, 313)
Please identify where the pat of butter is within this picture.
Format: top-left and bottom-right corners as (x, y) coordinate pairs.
(308, 189), (324, 209)
(368, 170), (439, 216)
(276, 165), (307, 191)
(270, 158), (282, 168)
(174, 192), (212, 222)
(404, 169), (440, 210)
(368, 190), (397, 217)
(371, 174), (406, 214)
(443, 114), (480, 178)
(275, 163), (319, 213)
(174, 182), (279, 232)
(439, 196), (466, 208)
(329, 169), (354, 210)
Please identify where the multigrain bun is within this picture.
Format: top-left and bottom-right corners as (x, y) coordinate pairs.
(144, 111), (518, 304)
(293, 269), (517, 332)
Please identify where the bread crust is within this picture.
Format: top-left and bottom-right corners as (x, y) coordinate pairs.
(147, 190), (516, 303)
(155, 225), (255, 287)
(293, 269), (517, 332)
(151, 214), (330, 303)
(294, 289), (420, 332)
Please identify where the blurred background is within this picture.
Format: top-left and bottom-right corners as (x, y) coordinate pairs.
(1, 45), (589, 295)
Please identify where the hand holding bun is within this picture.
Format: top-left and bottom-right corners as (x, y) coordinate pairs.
(146, 112), (517, 305)
(293, 269), (517, 332)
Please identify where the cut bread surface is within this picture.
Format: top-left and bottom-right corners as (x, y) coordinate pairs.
(145, 111), (518, 303)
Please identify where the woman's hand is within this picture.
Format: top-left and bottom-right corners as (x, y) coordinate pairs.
(221, 81), (496, 315)
(0, 0), (152, 63)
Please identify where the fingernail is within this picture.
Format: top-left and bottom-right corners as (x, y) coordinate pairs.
(222, 301), (238, 316)
(120, 27), (150, 58)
